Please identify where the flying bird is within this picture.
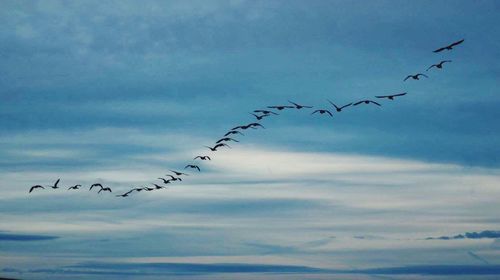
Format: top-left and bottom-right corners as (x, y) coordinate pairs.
(250, 113), (271, 121)
(29, 185), (44, 193)
(169, 170), (189, 176)
(433, 39), (464, 53)
(267, 105), (294, 111)
(116, 190), (133, 197)
(248, 123), (265, 129)
(253, 110), (278, 115)
(165, 175), (182, 181)
(194, 155), (211, 161)
(68, 184), (81, 190)
(311, 109), (333, 117)
(328, 100), (352, 112)
(185, 164), (201, 171)
(375, 92), (407, 100)
(288, 100), (313, 109)
(426, 60), (452, 71)
(89, 183), (103, 191)
(224, 130), (244, 137)
(157, 178), (172, 184)
(142, 187), (155, 191)
(50, 179), (60, 189)
(404, 73), (428, 81)
(353, 100), (381, 106)
(98, 187), (112, 193)
(153, 184), (167, 190)
(133, 187), (144, 192)
(205, 143), (231, 151)
(216, 137), (239, 144)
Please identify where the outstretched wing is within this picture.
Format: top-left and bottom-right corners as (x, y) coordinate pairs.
(403, 75), (412, 81)
(328, 100), (339, 110)
(326, 110), (333, 117)
(433, 47), (446, 53)
(450, 39), (464, 47)
(393, 92), (407, 97)
(370, 101), (382, 106)
(426, 64), (436, 71)
(353, 101), (364, 106)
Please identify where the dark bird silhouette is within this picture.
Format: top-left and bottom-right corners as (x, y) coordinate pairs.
(250, 113), (271, 121)
(375, 92), (407, 100)
(328, 100), (352, 112)
(153, 184), (167, 190)
(50, 179), (60, 189)
(288, 100), (313, 109)
(194, 155), (211, 161)
(142, 187), (154, 191)
(158, 178), (172, 184)
(253, 110), (278, 115)
(248, 123), (265, 129)
(404, 73), (428, 81)
(185, 164), (201, 171)
(29, 185), (44, 193)
(216, 137), (239, 144)
(133, 187), (144, 192)
(311, 109), (333, 117)
(205, 143), (231, 151)
(427, 60), (452, 71)
(68, 184), (81, 190)
(116, 190), (133, 197)
(169, 170), (189, 176)
(224, 130), (244, 137)
(89, 183), (103, 191)
(267, 105), (294, 111)
(98, 187), (112, 194)
(433, 39), (464, 53)
(165, 175), (182, 181)
(353, 100), (381, 106)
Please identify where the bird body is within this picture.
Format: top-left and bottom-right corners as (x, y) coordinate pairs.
(194, 155), (211, 161)
(288, 100), (313, 109)
(205, 143), (231, 151)
(169, 170), (188, 176)
(404, 73), (428, 81)
(224, 130), (244, 137)
(353, 100), (381, 106)
(311, 109), (333, 117)
(427, 60), (452, 71)
(375, 92), (407, 100)
(185, 164), (201, 171)
(267, 105), (294, 110)
(98, 187), (112, 193)
(433, 39), (464, 53)
(51, 179), (60, 189)
(29, 185), (44, 193)
(89, 183), (103, 191)
(153, 184), (166, 189)
(328, 100), (352, 112)
(216, 137), (239, 144)
(68, 184), (81, 190)
(253, 110), (278, 115)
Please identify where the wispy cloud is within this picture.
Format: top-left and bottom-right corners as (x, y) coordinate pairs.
(425, 230), (500, 240)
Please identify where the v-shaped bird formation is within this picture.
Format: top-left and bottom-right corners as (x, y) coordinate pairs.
(28, 38), (465, 198)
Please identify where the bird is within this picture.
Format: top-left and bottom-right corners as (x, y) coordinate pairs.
(404, 73), (428, 81)
(375, 92), (407, 100)
(427, 60), (452, 71)
(169, 170), (189, 176)
(50, 179), (60, 189)
(328, 100), (352, 112)
(253, 110), (278, 115)
(116, 190), (133, 197)
(216, 137), (239, 144)
(185, 164), (201, 171)
(29, 185), (44, 193)
(224, 130), (244, 137)
(433, 39), (464, 53)
(194, 155), (211, 161)
(89, 183), (103, 191)
(165, 175), (182, 181)
(205, 143), (231, 151)
(68, 184), (81, 190)
(353, 100), (381, 106)
(311, 109), (333, 117)
(250, 113), (271, 121)
(98, 187), (112, 194)
(142, 187), (155, 191)
(133, 187), (144, 192)
(153, 184), (166, 190)
(231, 124), (256, 130)
(288, 100), (313, 109)
(248, 123), (265, 129)
(267, 105), (294, 111)
(157, 178), (172, 184)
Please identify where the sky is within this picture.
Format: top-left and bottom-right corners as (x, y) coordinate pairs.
(1, 0), (500, 279)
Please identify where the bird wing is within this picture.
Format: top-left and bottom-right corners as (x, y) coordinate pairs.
(288, 100), (299, 107)
(267, 106), (279, 109)
(54, 179), (60, 187)
(394, 92), (407, 97)
(433, 47), (446, 53)
(353, 101), (363, 106)
(426, 64), (436, 71)
(340, 103), (352, 109)
(231, 125), (243, 130)
(370, 101), (382, 106)
(194, 156), (201, 160)
(403, 75), (412, 81)
(326, 110), (333, 117)
(206, 156), (211, 160)
(450, 39), (464, 47)
(375, 95), (388, 99)
(195, 166), (200, 171)
(311, 110), (320, 114)
(328, 100), (339, 109)
(184, 165), (191, 169)
(419, 73), (429, 78)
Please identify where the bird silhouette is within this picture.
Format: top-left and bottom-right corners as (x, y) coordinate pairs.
(250, 113), (271, 121)
(29, 185), (44, 193)
(404, 73), (428, 81)
(98, 187), (112, 194)
(194, 155), (211, 161)
(185, 164), (201, 171)
(224, 130), (244, 137)
(311, 109), (333, 117)
(353, 100), (381, 106)
(142, 187), (155, 191)
(433, 39), (464, 53)
(288, 100), (313, 109)
(153, 184), (167, 190)
(116, 190), (133, 197)
(50, 179), (60, 189)
(216, 137), (239, 144)
(328, 100), (352, 112)
(427, 60), (452, 71)
(253, 110), (278, 115)
(205, 143), (231, 151)
(267, 105), (294, 111)
(68, 184), (81, 190)
(248, 123), (265, 129)
(89, 183), (103, 191)
(165, 175), (183, 181)
(375, 92), (407, 100)
(133, 187), (144, 192)
(169, 170), (189, 176)
(158, 178), (172, 184)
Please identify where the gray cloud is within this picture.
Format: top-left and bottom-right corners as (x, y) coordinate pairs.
(425, 230), (500, 240)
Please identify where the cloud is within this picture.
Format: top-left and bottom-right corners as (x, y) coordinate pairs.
(0, 232), (59, 241)
(425, 230), (500, 240)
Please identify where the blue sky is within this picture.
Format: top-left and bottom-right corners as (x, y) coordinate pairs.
(1, 1), (500, 279)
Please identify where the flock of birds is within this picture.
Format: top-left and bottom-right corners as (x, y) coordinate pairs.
(28, 39), (465, 197)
